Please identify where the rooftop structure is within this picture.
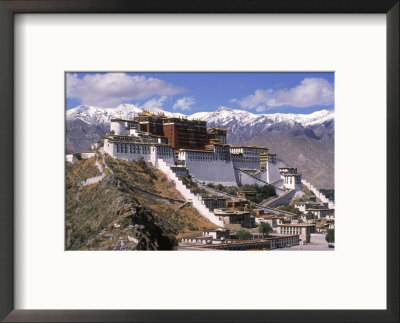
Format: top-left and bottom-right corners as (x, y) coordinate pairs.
(207, 128), (227, 145)
(134, 111), (208, 150)
(279, 167), (298, 174)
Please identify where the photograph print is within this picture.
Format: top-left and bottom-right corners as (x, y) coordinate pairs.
(65, 72), (335, 251)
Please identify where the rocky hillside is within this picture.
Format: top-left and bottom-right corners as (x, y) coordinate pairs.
(65, 154), (217, 250)
(242, 133), (334, 189)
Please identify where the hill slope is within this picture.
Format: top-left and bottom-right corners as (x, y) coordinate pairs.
(66, 154), (217, 250)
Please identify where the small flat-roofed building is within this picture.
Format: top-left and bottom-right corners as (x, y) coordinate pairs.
(281, 173), (302, 191)
(294, 201), (307, 213)
(255, 215), (281, 228)
(214, 208), (253, 228)
(66, 154), (77, 163)
(226, 199), (250, 211)
(202, 228), (230, 240)
(201, 196), (228, 211)
(268, 234), (300, 249)
(294, 201), (329, 214)
(277, 223), (316, 243)
(307, 208), (334, 219)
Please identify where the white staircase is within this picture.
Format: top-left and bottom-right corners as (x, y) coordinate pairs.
(156, 159), (224, 227)
(302, 179), (335, 209)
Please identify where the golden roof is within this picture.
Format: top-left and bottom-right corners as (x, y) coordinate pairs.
(138, 109), (155, 117)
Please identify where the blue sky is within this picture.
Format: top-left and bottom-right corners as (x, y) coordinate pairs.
(66, 72), (334, 114)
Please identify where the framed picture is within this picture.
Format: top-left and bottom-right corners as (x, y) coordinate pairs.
(0, 1), (398, 322)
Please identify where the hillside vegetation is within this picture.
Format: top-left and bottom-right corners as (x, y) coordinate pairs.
(66, 155), (217, 250)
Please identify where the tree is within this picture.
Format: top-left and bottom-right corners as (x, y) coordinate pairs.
(258, 222), (273, 238)
(325, 229), (335, 243)
(235, 229), (253, 240)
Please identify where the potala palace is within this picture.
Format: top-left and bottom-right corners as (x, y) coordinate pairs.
(67, 110), (335, 250)
(101, 111), (302, 191)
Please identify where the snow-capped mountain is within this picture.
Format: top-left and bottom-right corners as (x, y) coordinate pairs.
(67, 104), (333, 139)
(66, 104), (185, 126)
(189, 106), (334, 144)
(189, 106), (333, 128)
(66, 104), (334, 188)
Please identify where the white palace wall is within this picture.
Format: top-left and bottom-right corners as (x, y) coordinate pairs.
(232, 160), (260, 171)
(235, 169), (263, 186)
(266, 161), (281, 183)
(184, 159), (237, 186)
(104, 140), (152, 163)
(104, 140), (175, 166)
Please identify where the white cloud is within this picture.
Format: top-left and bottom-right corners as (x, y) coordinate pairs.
(256, 106), (266, 112)
(172, 96), (196, 111)
(66, 73), (184, 107)
(235, 78), (334, 109)
(139, 96), (168, 110)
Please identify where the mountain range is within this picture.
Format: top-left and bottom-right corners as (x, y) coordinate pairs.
(66, 104), (334, 189)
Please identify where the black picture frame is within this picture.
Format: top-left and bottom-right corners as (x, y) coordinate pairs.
(0, 1), (398, 322)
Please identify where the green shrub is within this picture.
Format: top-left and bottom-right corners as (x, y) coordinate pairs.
(326, 229), (334, 243)
(258, 222), (273, 237)
(236, 229), (253, 240)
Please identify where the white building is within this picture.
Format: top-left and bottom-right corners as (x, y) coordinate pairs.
(110, 118), (140, 136)
(178, 144), (237, 186)
(104, 137), (175, 166)
(102, 117), (306, 193)
(66, 154), (77, 163)
(178, 144), (284, 187)
(280, 167), (302, 191)
(277, 223), (316, 243)
(307, 208), (334, 219)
